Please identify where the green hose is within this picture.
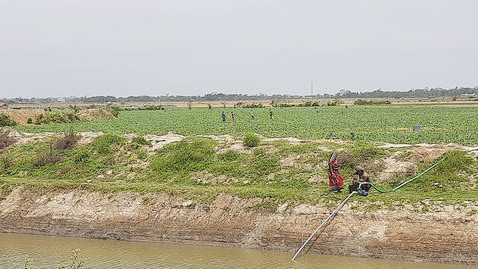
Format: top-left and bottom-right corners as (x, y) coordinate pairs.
(371, 157), (446, 193)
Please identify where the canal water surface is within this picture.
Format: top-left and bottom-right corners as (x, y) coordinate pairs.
(1, 233), (477, 269)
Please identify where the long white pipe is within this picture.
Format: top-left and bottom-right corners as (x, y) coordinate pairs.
(291, 191), (357, 261)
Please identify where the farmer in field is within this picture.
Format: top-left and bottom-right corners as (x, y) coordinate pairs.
(269, 109), (273, 120)
(327, 151), (344, 193)
(250, 111), (255, 120)
(221, 111), (227, 123)
(231, 111), (236, 122)
(349, 166), (371, 196)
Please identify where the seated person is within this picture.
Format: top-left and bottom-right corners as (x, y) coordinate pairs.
(349, 166), (371, 196)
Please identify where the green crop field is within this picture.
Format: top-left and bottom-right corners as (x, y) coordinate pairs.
(16, 105), (478, 144)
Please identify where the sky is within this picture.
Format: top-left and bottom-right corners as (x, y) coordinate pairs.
(1, 0), (477, 98)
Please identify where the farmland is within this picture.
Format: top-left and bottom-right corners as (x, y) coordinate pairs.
(2, 104), (478, 265)
(2, 104), (478, 207)
(14, 105), (478, 144)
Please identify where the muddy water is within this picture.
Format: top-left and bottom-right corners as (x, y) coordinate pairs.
(1, 233), (477, 269)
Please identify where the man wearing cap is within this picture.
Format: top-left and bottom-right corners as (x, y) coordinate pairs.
(349, 166), (371, 196)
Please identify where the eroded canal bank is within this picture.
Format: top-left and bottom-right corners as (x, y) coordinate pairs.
(1, 187), (478, 265)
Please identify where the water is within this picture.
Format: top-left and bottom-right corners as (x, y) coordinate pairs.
(1, 233), (477, 269)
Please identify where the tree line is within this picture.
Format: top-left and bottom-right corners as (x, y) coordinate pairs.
(2, 87), (477, 104)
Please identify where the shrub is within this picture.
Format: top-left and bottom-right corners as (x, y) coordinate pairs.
(249, 148), (280, 176)
(35, 109), (80, 124)
(132, 136), (150, 146)
(354, 99), (392, 105)
(0, 114), (16, 127)
(71, 148), (90, 164)
(339, 143), (385, 169)
(327, 100), (342, 106)
(27, 118), (33, 124)
(244, 133), (260, 148)
(297, 101), (321, 107)
(151, 138), (215, 172)
(35, 143), (61, 167)
(411, 150), (472, 191)
(55, 130), (79, 150)
(92, 134), (126, 154)
(243, 103), (264, 108)
(0, 129), (16, 150)
(35, 153), (61, 167)
(138, 105), (165, 111)
(0, 154), (12, 170)
(107, 106), (121, 117)
(217, 150), (241, 161)
(133, 147), (148, 160)
(275, 103), (296, 107)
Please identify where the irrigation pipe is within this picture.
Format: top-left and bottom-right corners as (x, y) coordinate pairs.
(291, 156), (446, 261)
(371, 157), (446, 193)
(291, 191), (357, 261)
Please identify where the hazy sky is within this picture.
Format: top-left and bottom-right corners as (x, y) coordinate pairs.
(1, 0), (477, 98)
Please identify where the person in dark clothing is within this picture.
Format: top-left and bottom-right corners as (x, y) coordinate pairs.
(221, 111), (227, 122)
(269, 109), (273, 119)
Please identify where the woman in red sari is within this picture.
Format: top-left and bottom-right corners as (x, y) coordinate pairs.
(328, 151), (344, 193)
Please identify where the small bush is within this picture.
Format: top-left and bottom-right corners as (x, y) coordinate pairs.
(35, 109), (80, 124)
(297, 101), (321, 107)
(244, 133), (260, 148)
(0, 129), (16, 150)
(151, 138), (215, 172)
(243, 103), (264, 108)
(92, 134), (126, 154)
(26, 118), (33, 124)
(339, 143), (385, 168)
(35, 143), (61, 167)
(0, 114), (17, 127)
(71, 148), (90, 164)
(414, 150), (473, 191)
(133, 147), (148, 160)
(217, 150), (241, 161)
(107, 106), (121, 117)
(138, 105), (165, 111)
(132, 136), (151, 146)
(55, 130), (79, 150)
(354, 99), (391, 105)
(35, 153), (61, 167)
(1, 154), (12, 170)
(249, 148), (280, 176)
(327, 100), (343, 106)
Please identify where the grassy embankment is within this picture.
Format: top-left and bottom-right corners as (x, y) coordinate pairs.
(1, 128), (477, 211)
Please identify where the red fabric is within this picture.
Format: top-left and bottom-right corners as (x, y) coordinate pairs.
(328, 161), (344, 187)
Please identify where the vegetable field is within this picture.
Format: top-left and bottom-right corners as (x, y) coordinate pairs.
(16, 105), (478, 144)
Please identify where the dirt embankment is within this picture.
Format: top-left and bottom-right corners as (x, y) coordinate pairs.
(1, 187), (477, 264)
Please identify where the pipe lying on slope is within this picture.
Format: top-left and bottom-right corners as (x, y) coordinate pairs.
(291, 191), (357, 261)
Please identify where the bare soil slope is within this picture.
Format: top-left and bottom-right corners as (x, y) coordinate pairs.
(1, 187), (477, 264)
